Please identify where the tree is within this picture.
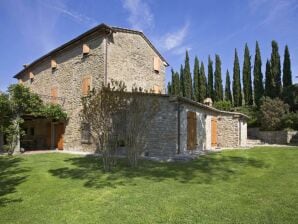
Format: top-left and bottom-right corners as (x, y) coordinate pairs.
(233, 49), (242, 107)
(270, 40), (282, 97)
(213, 100), (232, 111)
(0, 93), (11, 151)
(80, 81), (127, 171)
(225, 70), (232, 103)
(214, 54), (223, 101)
(260, 97), (289, 131)
(193, 56), (200, 101)
(283, 45), (292, 87)
(124, 93), (160, 167)
(207, 56), (214, 100)
(242, 44), (253, 105)
(179, 64), (184, 96)
(167, 82), (171, 95)
(264, 60), (275, 98)
(253, 41), (264, 107)
(198, 62), (207, 102)
(183, 51), (193, 99)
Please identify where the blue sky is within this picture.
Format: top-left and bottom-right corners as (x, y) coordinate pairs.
(0, 0), (298, 91)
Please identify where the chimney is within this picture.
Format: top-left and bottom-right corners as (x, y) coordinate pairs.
(203, 98), (213, 107)
(23, 64), (29, 68)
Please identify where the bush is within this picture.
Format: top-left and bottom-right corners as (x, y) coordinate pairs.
(280, 112), (298, 130)
(234, 106), (260, 127)
(213, 100), (232, 111)
(260, 97), (289, 131)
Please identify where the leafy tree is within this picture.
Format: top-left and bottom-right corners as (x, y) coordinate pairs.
(183, 51), (193, 99)
(198, 62), (207, 103)
(264, 60), (275, 97)
(214, 54), (223, 101)
(242, 44), (253, 105)
(270, 41), (282, 97)
(0, 93), (11, 151)
(207, 56), (214, 100)
(225, 70), (232, 103)
(233, 49), (242, 107)
(253, 41), (264, 107)
(213, 100), (232, 111)
(193, 56), (200, 101)
(80, 81), (127, 171)
(283, 45), (292, 87)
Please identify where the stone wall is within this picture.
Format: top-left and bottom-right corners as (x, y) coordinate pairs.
(107, 32), (166, 93)
(217, 115), (240, 147)
(248, 128), (298, 144)
(21, 31), (106, 152)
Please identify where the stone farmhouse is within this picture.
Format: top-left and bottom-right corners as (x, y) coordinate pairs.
(13, 23), (247, 157)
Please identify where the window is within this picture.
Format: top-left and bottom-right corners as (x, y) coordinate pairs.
(83, 44), (90, 55)
(81, 122), (91, 144)
(82, 77), (91, 96)
(51, 87), (58, 104)
(153, 56), (160, 73)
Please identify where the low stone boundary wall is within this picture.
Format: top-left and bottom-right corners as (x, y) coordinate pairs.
(248, 128), (298, 144)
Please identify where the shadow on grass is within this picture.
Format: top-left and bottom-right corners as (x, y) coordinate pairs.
(0, 156), (29, 206)
(49, 153), (267, 189)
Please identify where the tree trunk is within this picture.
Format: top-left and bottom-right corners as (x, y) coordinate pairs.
(12, 116), (21, 155)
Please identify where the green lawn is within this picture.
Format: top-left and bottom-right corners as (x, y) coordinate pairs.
(0, 147), (298, 224)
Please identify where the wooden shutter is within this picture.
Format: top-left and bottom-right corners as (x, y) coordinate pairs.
(153, 56), (160, 72)
(83, 44), (90, 55)
(187, 111), (197, 150)
(51, 59), (57, 69)
(82, 77), (91, 96)
(51, 87), (58, 104)
(211, 117), (217, 147)
(153, 85), (161, 94)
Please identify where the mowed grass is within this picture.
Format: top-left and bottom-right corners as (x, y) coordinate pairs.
(0, 147), (298, 224)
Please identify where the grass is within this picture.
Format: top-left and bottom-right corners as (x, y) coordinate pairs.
(0, 147), (298, 224)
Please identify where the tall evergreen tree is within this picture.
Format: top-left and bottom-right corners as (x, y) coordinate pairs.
(270, 40), (282, 97)
(253, 41), (264, 106)
(242, 44), (253, 105)
(225, 70), (232, 103)
(214, 54), (223, 101)
(179, 64), (184, 96)
(283, 45), (292, 87)
(233, 49), (242, 107)
(207, 56), (214, 100)
(174, 72), (180, 96)
(264, 59), (275, 97)
(170, 68), (175, 94)
(193, 56), (200, 101)
(199, 62), (207, 102)
(167, 82), (171, 95)
(183, 50), (193, 99)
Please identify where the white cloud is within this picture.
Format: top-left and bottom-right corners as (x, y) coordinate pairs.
(122, 0), (154, 31)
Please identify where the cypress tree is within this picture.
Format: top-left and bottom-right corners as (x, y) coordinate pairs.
(233, 49), (242, 107)
(253, 41), (264, 107)
(207, 56), (214, 100)
(214, 54), (223, 101)
(174, 72), (180, 96)
(242, 44), (253, 105)
(264, 59), (274, 97)
(270, 40), (282, 97)
(167, 82), (171, 95)
(179, 64), (184, 96)
(183, 50), (192, 99)
(170, 68), (175, 95)
(225, 70), (232, 103)
(283, 45), (292, 87)
(193, 56), (200, 101)
(199, 62), (207, 102)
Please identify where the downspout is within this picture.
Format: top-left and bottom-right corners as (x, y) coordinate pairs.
(104, 29), (113, 86)
(177, 101), (181, 154)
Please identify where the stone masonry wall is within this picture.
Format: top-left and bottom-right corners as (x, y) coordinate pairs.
(217, 115), (239, 147)
(107, 32), (166, 93)
(21, 31), (106, 151)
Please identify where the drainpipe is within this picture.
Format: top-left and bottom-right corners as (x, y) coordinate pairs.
(177, 101), (181, 154)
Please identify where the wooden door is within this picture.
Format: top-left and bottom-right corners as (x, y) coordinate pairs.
(187, 111), (197, 150)
(55, 123), (65, 150)
(211, 117), (217, 147)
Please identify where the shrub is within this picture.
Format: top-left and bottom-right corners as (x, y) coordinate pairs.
(213, 100), (232, 111)
(260, 97), (289, 131)
(280, 112), (298, 130)
(234, 106), (260, 127)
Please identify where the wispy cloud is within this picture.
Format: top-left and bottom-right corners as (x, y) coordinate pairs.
(161, 22), (189, 51)
(122, 0), (154, 31)
(43, 2), (98, 28)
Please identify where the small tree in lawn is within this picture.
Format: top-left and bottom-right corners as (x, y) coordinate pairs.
(80, 81), (127, 172)
(124, 92), (160, 167)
